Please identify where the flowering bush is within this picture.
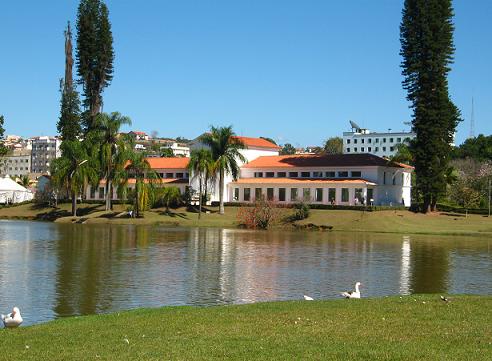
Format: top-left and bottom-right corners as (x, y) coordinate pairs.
(237, 197), (281, 229)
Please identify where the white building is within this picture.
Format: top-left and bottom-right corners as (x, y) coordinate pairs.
(229, 153), (412, 207)
(30, 136), (61, 175)
(161, 141), (190, 157)
(83, 135), (413, 207)
(343, 121), (415, 158)
(0, 149), (31, 179)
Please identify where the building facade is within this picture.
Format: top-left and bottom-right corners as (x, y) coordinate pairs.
(0, 150), (31, 179)
(342, 122), (415, 158)
(30, 136), (61, 175)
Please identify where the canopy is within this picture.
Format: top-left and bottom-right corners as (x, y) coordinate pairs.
(0, 176), (33, 204)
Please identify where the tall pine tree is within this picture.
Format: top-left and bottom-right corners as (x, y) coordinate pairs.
(400, 0), (460, 213)
(76, 0), (114, 132)
(58, 22), (82, 142)
(0, 115), (7, 157)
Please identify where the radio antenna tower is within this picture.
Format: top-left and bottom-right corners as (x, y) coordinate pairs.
(469, 97), (475, 139)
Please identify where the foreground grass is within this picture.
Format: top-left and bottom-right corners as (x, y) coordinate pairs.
(0, 296), (490, 360)
(1, 202), (492, 236)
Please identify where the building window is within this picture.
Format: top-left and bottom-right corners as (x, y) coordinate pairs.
(301, 172), (310, 178)
(90, 186), (96, 199)
(397, 137), (401, 143)
(98, 187), (105, 199)
(346, 148), (350, 153)
(328, 188), (336, 204)
(266, 172), (274, 177)
(361, 139), (365, 144)
(255, 188), (262, 200)
(338, 171), (348, 178)
(383, 147), (386, 152)
(176, 173), (184, 178)
(325, 171), (335, 178)
(290, 188), (298, 201)
(233, 188), (239, 201)
(354, 139), (358, 144)
(375, 147), (379, 152)
(185, 173), (189, 179)
(375, 138), (379, 143)
(354, 147), (358, 152)
(267, 188), (274, 201)
(279, 188), (286, 202)
(315, 188), (323, 202)
(313, 171), (323, 178)
(383, 172), (386, 185)
(361, 147), (365, 152)
(351, 171), (361, 178)
(254, 172), (263, 178)
(383, 138), (387, 143)
(368, 147), (372, 152)
(347, 139), (351, 144)
(341, 188), (349, 202)
(303, 188), (311, 201)
(244, 188), (251, 201)
(390, 138), (394, 143)
(368, 138), (372, 144)
(277, 172), (286, 178)
(289, 172), (298, 178)
(390, 146), (394, 152)
(355, 188), (364, 204)
(166, 172), (174, 178)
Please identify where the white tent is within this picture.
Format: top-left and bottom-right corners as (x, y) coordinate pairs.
(0, 176), (34, 204)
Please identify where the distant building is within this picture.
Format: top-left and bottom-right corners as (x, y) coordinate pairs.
(161, 141), (190, 157)
(0, 149), (31, 179)
(30, 136), (61, 175)
(128, 131), (149, 141)
(343, 121), (415, 158)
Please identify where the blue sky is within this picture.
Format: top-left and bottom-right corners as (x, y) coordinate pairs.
(0, 1), (490, 147)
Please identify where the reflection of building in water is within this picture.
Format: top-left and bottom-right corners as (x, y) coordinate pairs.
(399, 236), (411, 295)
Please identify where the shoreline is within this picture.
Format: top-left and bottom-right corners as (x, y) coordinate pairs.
(1, 203), (492, 237)
(2, 295), (491, 360)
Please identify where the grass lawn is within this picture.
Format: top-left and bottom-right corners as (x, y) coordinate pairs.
(1, 202), (492, 236)
(0, 295), (490, 360)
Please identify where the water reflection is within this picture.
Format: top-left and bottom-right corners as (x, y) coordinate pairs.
(0, 220), (490, 325)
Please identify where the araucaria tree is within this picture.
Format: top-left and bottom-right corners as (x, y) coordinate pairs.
(400, 0), (460, 213)
(0, 115), (7, 158)
(58, 22), (82, 142)
(76, 0), (114, 132)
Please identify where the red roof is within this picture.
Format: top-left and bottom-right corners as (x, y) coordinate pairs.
(231, 178), (376, 185)
(127, 178), (188, 185)
(232, 136), (280, 150)
(145, 157), (190, 169)
(243, 154), (409, 169)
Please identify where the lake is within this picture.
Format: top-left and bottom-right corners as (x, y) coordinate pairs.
(0, 220), (490, 325)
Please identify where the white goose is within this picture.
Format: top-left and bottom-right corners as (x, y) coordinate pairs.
(341, 282), (362, 299)
(2, 307), (23, 328)
(303, 295), (314, 301)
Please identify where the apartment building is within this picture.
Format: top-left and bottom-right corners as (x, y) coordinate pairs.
(30, 136), (61, 175)
(0, 149), (31, 179)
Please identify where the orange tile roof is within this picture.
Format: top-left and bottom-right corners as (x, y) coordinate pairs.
(127, 178), (188, 185)
(231, 178), (376, 185)
(232, 136), (280, 150)
(145, 157), (190, 169)
(242, 154), (407, 169)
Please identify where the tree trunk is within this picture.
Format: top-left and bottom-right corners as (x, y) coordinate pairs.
(135, 183), (139, 218)
(219, 168), (224, 215)
(71, 189), (77, 217)
(198, 177), (202, 220)
(423, 194), (431, 214)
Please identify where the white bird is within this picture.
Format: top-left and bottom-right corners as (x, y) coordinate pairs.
(2, 307), (23, 328)
(341, 282), (362, 299)
(303, 295), (314, 301)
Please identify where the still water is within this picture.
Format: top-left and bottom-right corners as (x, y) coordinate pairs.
(0, 220), (490, 325)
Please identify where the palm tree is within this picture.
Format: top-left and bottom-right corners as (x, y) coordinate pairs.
(160, 186), (182, 213)
(51, 140), (98, 216)
(124, 150), (157, 218)
(18, 175), (30, 188)
(200, 126), (246, 215)
(91, 112), (132, 211)
(188, 148), (213, 219)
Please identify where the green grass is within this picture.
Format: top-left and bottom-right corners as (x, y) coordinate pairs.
(1, 296), (490, 360)
(1, 202), (492, 236)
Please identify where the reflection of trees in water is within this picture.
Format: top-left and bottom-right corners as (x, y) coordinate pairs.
(54, 224), (140, 317)
(409, 240), (449, 294)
